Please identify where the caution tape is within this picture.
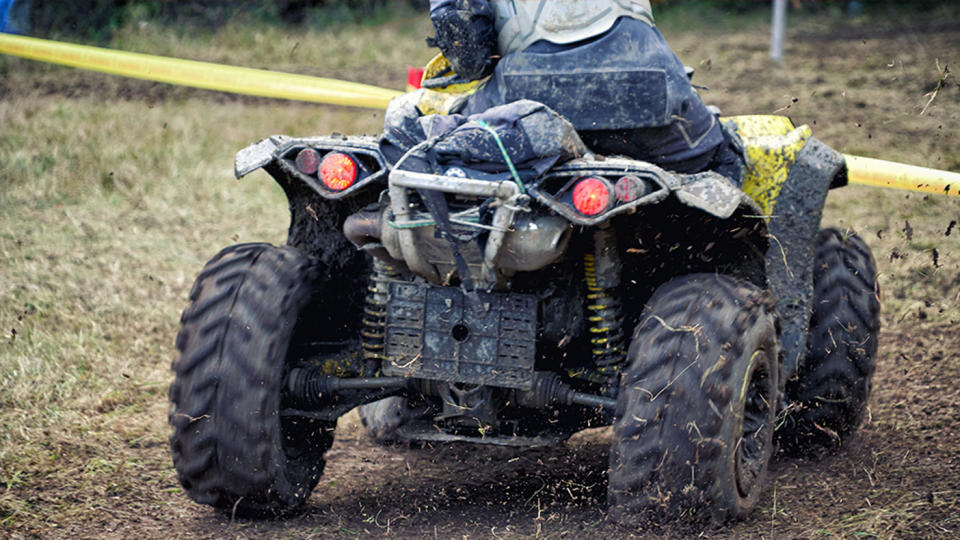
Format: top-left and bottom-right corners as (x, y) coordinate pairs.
(845, 154), (960, 197)
(0, 33), (402, 109)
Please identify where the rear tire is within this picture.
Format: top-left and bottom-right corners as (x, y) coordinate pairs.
(169, 243), (334, 516)
(778, 228), (880, 454)
(609, 274), (778, 525)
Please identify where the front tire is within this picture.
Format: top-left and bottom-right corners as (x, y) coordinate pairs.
(169, 243), (334, 516)
(778, 228), (880, 453)
(609, 274), (779, 525)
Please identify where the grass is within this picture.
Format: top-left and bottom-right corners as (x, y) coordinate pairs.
(1, 3), (959, 537)
(2, 17), (417, 530)
(0, 94), (386, 531)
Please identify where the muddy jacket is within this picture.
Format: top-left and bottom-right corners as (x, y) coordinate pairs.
(411, 0), (732, 175)
(430, 0), (653, 56)
(429, 0), (703, 129)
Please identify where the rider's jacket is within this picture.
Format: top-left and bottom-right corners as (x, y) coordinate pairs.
(490, 0), (653, 55)
(420, 0), (726, 171)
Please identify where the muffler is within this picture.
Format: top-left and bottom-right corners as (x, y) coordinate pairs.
(345, 207), (572, 279)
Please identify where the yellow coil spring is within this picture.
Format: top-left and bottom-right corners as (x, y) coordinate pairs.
(583, 253), (626, 376)
(360, 262), (395, 361)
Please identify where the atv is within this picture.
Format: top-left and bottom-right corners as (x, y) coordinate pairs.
(168, 108), (880, 524)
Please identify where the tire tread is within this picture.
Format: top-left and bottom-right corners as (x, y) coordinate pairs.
(609, 274), (778, 525)
(780, 228), (880, 452)
(169, 243), (334, 515)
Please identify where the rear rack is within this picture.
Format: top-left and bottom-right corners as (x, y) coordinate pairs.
(388, 170), (529, 288)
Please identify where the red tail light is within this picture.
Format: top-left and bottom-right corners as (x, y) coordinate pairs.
(572, 177), (611, 216)
(320, 152), (358, 191)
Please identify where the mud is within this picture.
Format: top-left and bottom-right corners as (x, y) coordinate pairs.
(29, 323), (954, 539)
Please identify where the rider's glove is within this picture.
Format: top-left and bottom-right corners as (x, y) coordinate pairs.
(427, 0), (497, 82)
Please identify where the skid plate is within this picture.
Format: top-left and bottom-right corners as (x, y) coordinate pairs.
(382, 282), (537, 389)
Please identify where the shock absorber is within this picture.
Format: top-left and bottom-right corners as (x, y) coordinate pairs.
(360, 259), (399, 367)
(583, 225), (627, 380)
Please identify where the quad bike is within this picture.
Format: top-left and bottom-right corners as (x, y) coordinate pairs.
(168, 110), (880, 523)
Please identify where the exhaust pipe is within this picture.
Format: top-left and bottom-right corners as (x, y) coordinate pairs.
(499, 215), (573, 272)
(349, 207), (573, 278)
(343, 208), (409, 271)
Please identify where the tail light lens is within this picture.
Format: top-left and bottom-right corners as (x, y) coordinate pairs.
(294, 148), (320, 175)
(572, 177), (612, 216)
(614, 175), (647, 202)
(320, 152), (358, 191)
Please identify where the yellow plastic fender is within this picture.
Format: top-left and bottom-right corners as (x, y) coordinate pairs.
(724, 115), (812, 216)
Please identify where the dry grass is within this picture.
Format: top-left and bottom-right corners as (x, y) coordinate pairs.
(1, 4), (958, 538)
(0, 95), (384, 533)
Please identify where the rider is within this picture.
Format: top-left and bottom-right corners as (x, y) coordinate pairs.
(381, 0), (743, 180)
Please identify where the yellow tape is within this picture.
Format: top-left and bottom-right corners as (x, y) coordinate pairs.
(845, 154), (960, 197)
(0, 33), (402, 109)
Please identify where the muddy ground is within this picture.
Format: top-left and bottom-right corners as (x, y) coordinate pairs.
(52, 325), (957, 539)
(30, 323), (959, 539)
(3, 6), (959, 540)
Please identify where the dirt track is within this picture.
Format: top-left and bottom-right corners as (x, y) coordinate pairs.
(48, 324), (959, 538)
(90, 326), (960, 539)
(288, 325), (960, 539)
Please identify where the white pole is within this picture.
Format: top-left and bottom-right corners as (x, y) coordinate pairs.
(771, 0), (787, 63)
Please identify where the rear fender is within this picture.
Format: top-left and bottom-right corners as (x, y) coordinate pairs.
(234, 134), (388, 200)
(527, 157), (760, 226)
(234, 136), (384, 307)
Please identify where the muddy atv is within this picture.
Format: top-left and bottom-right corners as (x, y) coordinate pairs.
(168, 114), (879, 524)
